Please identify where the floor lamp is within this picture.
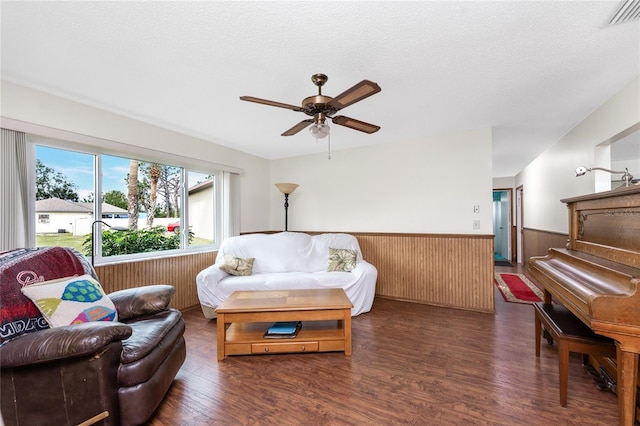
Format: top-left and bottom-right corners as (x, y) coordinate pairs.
(275, 183), (299, 231)
(90, 220), (127, 266)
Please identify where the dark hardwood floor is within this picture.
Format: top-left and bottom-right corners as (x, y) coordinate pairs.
(147, 264), (619, 425)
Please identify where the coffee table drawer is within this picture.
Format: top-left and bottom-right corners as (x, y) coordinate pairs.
(252, 341), (319, 354)
(319, 339), (346, 352)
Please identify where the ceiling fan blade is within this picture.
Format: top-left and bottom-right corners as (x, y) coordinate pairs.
(282, 119), (314, 136)
(332, 116), (380, 134)
(240, 96), (304, 112)
(328, 80), (381, 111)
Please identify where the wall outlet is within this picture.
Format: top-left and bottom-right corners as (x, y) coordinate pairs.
(473, 220), (480, 229)
(473, 205), (480, 213)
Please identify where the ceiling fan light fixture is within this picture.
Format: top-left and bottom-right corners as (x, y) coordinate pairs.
(309, 122), (330, 139)
(240, 73), (381, 141)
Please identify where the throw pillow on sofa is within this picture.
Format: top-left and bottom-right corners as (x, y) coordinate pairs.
(21, 274), (118, 327)
(327, 248), (357, 272)
(219, 255), (255, 276)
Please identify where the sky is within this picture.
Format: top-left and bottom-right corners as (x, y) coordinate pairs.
(37, 145), (131, 201)
(36, 145), (210, 202)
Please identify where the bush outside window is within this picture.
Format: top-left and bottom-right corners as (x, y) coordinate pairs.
(35, 144), (219, 262)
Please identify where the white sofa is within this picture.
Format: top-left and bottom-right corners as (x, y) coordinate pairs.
(196, 232), (377, 317)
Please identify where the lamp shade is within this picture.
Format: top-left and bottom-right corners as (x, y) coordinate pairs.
(275, 183), (299, 194)
(309, 123), (330, 139)
(575, 166), (589, 176)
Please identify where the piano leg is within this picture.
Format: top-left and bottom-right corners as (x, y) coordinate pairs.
(616, 344), (639, 426)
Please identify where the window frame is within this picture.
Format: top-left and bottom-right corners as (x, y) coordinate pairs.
(29, 135), (227, 265)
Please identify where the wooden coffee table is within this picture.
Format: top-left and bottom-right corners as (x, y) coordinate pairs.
(215, 288), (353, 360)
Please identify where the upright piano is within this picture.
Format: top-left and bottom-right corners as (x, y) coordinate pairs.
(529, 185), (640, 426)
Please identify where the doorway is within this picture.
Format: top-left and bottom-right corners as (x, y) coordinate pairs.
(516, 186), (523, 265)
(493, 189), (512, 265)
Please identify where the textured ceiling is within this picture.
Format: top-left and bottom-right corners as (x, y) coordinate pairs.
(1, 1), (639, 177)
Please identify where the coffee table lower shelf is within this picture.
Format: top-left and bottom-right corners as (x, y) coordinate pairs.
(224, 321), (348, 356)
(215, 289), (353, 360)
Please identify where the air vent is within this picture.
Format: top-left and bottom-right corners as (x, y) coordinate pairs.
(608, 0), (640, 26)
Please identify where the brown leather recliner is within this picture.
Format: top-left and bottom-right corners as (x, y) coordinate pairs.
(0, 248), (186, 426)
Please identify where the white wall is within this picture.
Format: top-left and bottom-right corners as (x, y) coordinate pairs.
(1, 81), (271, 233)
(516, 75), (640, 233)
(270, 128), (493, 234)
(36, 212), (87, 234)
(2, 82), (494, 235)
(493, 176), (515, 190)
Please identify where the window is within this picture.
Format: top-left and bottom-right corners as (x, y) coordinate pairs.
(34, 142), (222, 263)
(35, 145), (94, 238)
(186, 171), (215, 247)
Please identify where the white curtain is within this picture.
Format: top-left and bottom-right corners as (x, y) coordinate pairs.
(222, 171), (241, 239)
(1, 128), (30, 250)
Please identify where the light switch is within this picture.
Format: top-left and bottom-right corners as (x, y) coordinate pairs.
(473, 205), (480, 213)
(473, 220), (480, 229)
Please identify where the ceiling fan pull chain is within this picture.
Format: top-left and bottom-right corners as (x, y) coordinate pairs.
(327, 133), (331, 160)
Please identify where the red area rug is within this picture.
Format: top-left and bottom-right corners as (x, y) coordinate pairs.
(495, 273), (543, 304)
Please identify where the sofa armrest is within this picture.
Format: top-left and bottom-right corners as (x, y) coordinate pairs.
(352, 260), (377, 277)
(0, 322), (132, 368)
(108, 284), (176, 321)
(195, 264), (230, 314)
(197, 264), (228, 284)
(196, 264), (228, 293)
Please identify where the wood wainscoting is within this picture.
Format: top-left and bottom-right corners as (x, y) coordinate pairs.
(522, 228), (568, 268)
(93, 232), (495, 314)
(94, 251), (217, 311)
(355, 233), (495, 313)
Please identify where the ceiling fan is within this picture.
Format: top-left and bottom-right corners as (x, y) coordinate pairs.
(240, 73), (381, 138)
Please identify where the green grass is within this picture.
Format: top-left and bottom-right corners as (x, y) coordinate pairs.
(36, 233), (213, 253)
(190, 237), (215, 246)
(36, 233), (86, 252)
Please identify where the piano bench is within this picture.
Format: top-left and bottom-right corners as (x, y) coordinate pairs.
(533, 302), (616, 407)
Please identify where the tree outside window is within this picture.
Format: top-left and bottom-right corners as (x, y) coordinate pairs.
(35, 145), (216, 261)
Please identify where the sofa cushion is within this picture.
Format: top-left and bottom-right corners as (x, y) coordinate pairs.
(218, 232), (313, 273)
(21, 274), (117, 327)
(327, 248), (357, 272)
(313, 271), (360, 286)
(120, 309), (183, 365)
(219, 256), (254, 276)
(298, 233), (363, 272)
(0, 248), (96, 343)
(118, 309), (185, 387)
(214, 271), (357, 304)
(217, 232), (365, 274)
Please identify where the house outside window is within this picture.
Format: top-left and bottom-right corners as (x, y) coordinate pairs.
(34, 143), (221, 263)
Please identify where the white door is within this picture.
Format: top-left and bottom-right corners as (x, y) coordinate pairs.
(516, 186), (523, 264)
